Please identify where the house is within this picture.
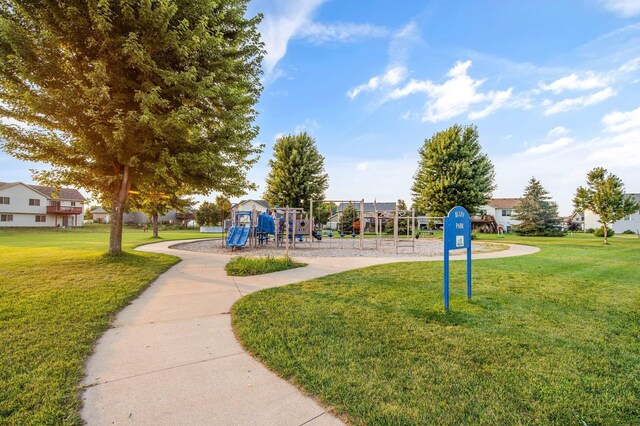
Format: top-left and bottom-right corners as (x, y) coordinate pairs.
(231, 200), (269, 215)
(583, 193), (640, 233)
(328, 202), (397, 231)
(565, 211), (585, 231)
(91, 208), (196, 226)
(90, 207), (110, 224)
(0, 181), (85, 227)
(474, 198), (522, 233)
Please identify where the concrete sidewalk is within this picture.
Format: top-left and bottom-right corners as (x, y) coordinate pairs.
(81, 241), (538, 425)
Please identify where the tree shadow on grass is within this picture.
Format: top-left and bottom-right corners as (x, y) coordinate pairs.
(98, 251), (155, 265)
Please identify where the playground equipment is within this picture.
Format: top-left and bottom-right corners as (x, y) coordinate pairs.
(223, 198), (444, 253)
(225, 204), (321, 252)
(309, 199), (365, 249)
(226, 211), (252, 249)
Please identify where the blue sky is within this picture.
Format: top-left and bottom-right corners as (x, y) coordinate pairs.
(2, 0), (640, 214)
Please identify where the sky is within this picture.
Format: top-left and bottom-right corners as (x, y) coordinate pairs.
(2, 0), (640, 215)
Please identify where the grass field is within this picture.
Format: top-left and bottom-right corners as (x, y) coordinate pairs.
(233, 233), (640, 425)
(0, 225), (210, 424)
(225, 255), (306, 276)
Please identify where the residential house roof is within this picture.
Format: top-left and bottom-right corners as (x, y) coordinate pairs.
(488, 198), (521, 209)
(233, 199), (269, 209)
(336, 202), (397, 212)
(0, 181), (86, 201)
(91, 207), (109, 214)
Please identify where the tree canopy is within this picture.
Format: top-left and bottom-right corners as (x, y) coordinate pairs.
(263, 132), (328, 210)
(338, 203), (357, 234)
(128, 186), (193, 237)
(0, 0), (264, 253)
(196, 195), (231, 227)
(513, 177), (563, 236)
(411, 124), (495, 216)
(573, 167), (639, 244)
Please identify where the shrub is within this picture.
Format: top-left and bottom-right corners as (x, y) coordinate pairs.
(225, 255), (306, 276)
(585, 228), (596, 234)
(621, 229), (636, 235)
(593, 227), (615, 238)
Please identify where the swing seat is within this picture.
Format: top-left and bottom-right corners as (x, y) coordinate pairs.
(340, 232), (345, 238)
(351, 232), (357, 238)
(328, 232), (333, 238)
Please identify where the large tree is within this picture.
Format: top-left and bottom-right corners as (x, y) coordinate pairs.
(573, 167), (639, 244)
(263, 132), (328, 210)
(129, 188), (193, 238)
(513, 177), (563, 236)
(412, 124), (495, 216)
(195, 195), (231, 227)
(0, 0), (263, 253)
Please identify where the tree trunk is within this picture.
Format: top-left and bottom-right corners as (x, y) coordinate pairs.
(603, 222), (608, 245)
(108, 166), (132, 254)
(152, 213), (159, 238)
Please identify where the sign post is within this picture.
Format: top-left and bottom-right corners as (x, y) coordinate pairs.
(443, 206), (472, 311)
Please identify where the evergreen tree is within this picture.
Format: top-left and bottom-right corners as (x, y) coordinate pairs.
(573, 168), (639, 244)
(384, 199), (413, 235)
(412, 124), (495, 216)
(0, 1), (264, 254)
(338, 203), (357, 234)
(263, 132), (328, 210)
(513, 177), (563, 236)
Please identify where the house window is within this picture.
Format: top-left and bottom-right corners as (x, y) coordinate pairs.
(480, 209), (487, 216)
(0, 197), (9, 204)
(71, 202), (76, 206)
(35, 215), (47, 222)
(49, 200), (60, 207)
(1, 214), (13, 222)
(29, 198), (41, 206)
(624, 215), (631, 221)
(502, 209), (513, 217)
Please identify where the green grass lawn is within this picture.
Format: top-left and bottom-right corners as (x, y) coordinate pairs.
(233, 233), (640, 425)
(0, 225), (211, 424)
(225, 255), (306, 276)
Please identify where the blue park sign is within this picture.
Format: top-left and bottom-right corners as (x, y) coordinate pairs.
(443, 206), (472, 311)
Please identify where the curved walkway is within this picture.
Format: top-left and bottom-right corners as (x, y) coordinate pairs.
(81, 241), (539, 425)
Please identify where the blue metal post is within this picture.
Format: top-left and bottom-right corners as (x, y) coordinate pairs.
(466, 244), (472, 300)
(444, 249), (450, 311)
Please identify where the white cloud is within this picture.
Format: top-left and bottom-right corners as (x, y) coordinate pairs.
(345, 23), (419, 99)
(600, 0), (640, 17)
(494, 126), (640, 215)
(297, 22), (388, 44)
(523, 137), (574, 155)
(540, 72), (611, 93)
(389, 60), (513, 122)
(618, 55), (640, 73)
(260, 0), (326, 77)
(293, 119), (321, 134)
(548, 126), (569, 137)
(258, 0), (388, 81)
(602, 106), (640, 132)
(543, 87), (616, 115)
(468, 88), (513, 119)
(347, 66), (408, 99)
